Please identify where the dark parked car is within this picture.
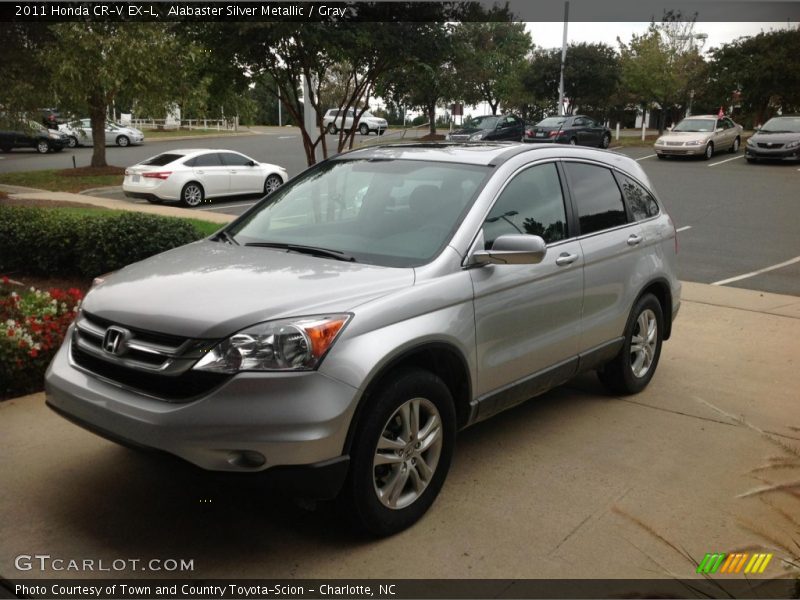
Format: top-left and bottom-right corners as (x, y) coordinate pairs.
(523, 115), (612, 149)
(0, 120), (69, 153)
(745, 115), (800, 163)
(447, 114), (525, 142)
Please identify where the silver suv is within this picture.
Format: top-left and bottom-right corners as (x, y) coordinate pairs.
(323, 108), (387, 136)
(46, 143), (680, 536)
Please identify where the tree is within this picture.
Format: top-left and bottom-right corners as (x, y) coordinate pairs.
(44, 23), (196, 167)
(707, 27), (800, 126)
(0, 23), (54, 122)
(618, 15), (708, 134)
(377, 23), (459, 136)
(453, 22), (533, 115)
(561, 43), (620, 119)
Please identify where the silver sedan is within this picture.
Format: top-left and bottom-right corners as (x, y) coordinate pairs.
(654, 115), (743, 160)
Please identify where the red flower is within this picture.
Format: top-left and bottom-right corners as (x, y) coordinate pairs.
(29, 349), (38, 358)
(6, 328), (13, 337)
(1, 275), (9, 285)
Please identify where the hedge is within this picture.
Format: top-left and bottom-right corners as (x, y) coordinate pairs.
(0, 206), (205, 277)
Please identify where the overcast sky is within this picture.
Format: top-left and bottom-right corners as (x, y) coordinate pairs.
(526, 21), (795, 53)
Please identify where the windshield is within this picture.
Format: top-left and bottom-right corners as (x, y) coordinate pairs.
(465, 116), (500, 130)
(229, 158), (490, 268)
(673, 118), (716, 132)
(761, 117), (800, 133)
(537, 117), (567, 127)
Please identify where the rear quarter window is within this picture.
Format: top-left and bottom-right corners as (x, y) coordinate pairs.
(616, 174), (660, 221)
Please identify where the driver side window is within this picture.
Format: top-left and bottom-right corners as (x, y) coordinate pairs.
(484, 163), (568, 249)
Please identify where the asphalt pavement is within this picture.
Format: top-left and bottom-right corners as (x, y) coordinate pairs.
(1, 129), (798, 295)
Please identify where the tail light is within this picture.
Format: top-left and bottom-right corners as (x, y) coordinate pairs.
(548, 130), (560, 138)
(124, 168), (131, 176)
(142, 171), (172, 180)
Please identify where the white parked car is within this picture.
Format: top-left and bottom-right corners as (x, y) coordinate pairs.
(323, 108), (388, 135)
(59, 119), (144, 148)
(123, 149), (288, 207)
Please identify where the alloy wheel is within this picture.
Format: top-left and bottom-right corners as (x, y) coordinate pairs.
(630, 309), (658, 378)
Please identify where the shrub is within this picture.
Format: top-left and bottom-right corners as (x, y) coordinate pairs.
(0, 206), (204, 278)
(1, 277), (82, 399)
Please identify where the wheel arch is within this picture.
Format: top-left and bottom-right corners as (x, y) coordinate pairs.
(636, 278), (674, 340)
(342, 342), (472, 456)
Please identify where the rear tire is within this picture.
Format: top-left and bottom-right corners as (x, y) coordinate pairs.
(340, 368), (456, 536)
(569, 137), (577, 145)
(180, 182), (204, 207)
(359, 123), (370, 136)
(598, 293), (664, 395)
(730, 136), (740, 153)
(327, 123), (337, 135)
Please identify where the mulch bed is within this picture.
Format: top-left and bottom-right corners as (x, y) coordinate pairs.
(55, 166), (126, 177)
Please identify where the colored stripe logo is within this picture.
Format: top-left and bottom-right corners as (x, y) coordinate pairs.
(697, 552), (773, 574)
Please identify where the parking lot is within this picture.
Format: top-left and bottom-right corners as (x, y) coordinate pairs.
(3, 128), (796, 296)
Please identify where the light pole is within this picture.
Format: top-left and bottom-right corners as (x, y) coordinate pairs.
(557, 1), (569, 116)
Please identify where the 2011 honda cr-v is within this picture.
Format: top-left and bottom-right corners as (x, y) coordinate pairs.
(46, 142), (681, 536)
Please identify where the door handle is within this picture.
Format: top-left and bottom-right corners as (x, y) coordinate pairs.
(196, 170), (205, 174)
(555, 252), (579, 266)
(627, 234), (643, 246)
(229, 170), (238, 174)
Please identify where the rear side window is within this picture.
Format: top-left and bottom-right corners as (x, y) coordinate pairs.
(185, 153), (222, 167)
(617, 174), (660, 221)
(142, 153), (184, 166)
(484, 162), (568, 247)
(564, 162), (627, 235)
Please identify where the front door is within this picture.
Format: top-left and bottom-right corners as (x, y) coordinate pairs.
(470, 161), (583, 420)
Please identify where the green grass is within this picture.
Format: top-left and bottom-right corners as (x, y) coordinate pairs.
(0, 168), (123, 193)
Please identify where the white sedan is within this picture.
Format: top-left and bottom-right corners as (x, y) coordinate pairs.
(59, 119), (144, 148)
(123, 149), (288, 207)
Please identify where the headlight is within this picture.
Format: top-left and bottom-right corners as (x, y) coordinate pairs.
(785, 140), (800, 149)
(746, 137), (755, 146)
(685, 140), (703, 146)
(49, 132), (60, 139)
(193, 314), (350, 373)
(655, 138), (664, 145)
(469, 132), (485, 141)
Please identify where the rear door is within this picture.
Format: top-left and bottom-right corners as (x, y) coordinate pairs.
(189, 152), (229, 198)
(562, 161), (646, 354)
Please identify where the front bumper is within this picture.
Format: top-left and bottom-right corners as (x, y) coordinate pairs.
(654, 143), (706, 156)
(45, 332), (360, 488)
(745, 145), (800, 161)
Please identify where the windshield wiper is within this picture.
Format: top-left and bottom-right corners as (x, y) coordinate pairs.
(244, 242), (357, 262)
(214, 230), (239, 245)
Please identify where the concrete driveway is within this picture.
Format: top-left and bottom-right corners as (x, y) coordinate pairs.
(0, 284), (798, 584)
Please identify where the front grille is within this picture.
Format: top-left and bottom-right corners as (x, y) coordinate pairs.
(449, 134), (471, 142)
(664, 141), (684, 146)
(757, 142), (784, 149)
(71, 345), (229, 401)
(71, 312), (226, 401)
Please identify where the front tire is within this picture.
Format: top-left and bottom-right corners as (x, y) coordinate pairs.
(263, 174), (283, 195)
(327, 123), (337, 135)
(359, 123), (370, 136)
(180, 182), (204, 207)
(703, 142), (714, 160)
(36, 140), (50, 154)
(729, 136), (740, 153)
(341, 368), (456, 536)
(67, 136), (78, 148)
(598, 293), (664, 395)
(116, 135), (130, 147)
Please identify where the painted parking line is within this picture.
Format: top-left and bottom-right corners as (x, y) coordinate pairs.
(676, 226), (692, 233)
(635, 154), (657, 161)
(278, 136), (296, 140)
(708, 155), (744, 167)
(200, 201), (259, 212)
(609, 146), (623, 150)
(711, 255), (800, 286)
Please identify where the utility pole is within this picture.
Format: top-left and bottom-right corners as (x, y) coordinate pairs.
(278, 86), (282, 127)
(557, 2), (569, 116)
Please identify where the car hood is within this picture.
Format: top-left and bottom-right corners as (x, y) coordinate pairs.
(658, 131), (713, 142)
(450, 127), (487, 136)
(81, 241), (415, 339)
(750, 131), (800, 143)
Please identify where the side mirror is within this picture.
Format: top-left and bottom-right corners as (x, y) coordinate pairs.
(247, 160), (258, 167)
(471, 234), (547, 265)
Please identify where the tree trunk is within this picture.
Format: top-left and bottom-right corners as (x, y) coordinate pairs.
(88, 91), (107, 168)
(490, 100), (499, 115)
(428, 103), (436, 136)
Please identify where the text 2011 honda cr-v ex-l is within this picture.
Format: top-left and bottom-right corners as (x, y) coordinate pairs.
(46, 142), (681, 536)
